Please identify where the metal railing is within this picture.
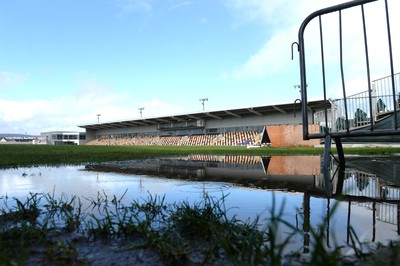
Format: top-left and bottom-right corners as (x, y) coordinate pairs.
(314, 73), (400, 132)
(297, 0), (399, 141)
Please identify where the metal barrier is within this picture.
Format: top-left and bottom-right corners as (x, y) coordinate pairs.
(331, 73), (400, 131)
(295, 0), (399, 167)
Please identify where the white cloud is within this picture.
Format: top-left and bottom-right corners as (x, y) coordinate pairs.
(230, 26), (297, 79)
(138, 99), (185, 118)
(168, 0), (192, 11)
(224, 0), (332, 27)
(223, 0), (323, 80)
(225, 0), (400, 100)
(0, 99), (45, 122)
(302, 0), (400, 97)
(117, 0), (154, 13)
(225, 0), (289, 24)
(0, 77), (187, 134)
(0, 71), (27, 89)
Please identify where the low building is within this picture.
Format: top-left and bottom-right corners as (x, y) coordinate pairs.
(0, 136), (36, 144)
(40, 131), (86, 145)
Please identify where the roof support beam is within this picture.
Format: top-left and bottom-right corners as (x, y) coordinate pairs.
(119, 122), (138, 127)
(205, 112), (222, 120)
(155, 118), (172, 123)
(142, 119), (158, 124)
(134, 121), (151, 126)
(224, 110), (241, 118)
(187, 115), (200, 120)
(272, 105), (287, 114)
(101, 124), (121, 129)
(247, 108), (263, 116)
(170, 116), (184, 121)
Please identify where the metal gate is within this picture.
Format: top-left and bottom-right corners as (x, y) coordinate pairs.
(295, 0), (399, 168)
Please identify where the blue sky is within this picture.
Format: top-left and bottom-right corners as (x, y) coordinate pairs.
(0, 0), (399, 135)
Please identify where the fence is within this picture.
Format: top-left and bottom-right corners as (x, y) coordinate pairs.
(332, 73), (400, 131)
(314, 73), (400, 131)
(296, 0), (400, 166)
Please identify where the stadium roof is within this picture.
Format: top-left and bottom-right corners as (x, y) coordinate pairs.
(78, 100), (329, 130)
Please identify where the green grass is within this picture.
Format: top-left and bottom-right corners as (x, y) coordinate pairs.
(1, 144), (400, 265)
(0, 192), (269, 265)
(1, 192), (399, 265)
(1, 144), (400, 168)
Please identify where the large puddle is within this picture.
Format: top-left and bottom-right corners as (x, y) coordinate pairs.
(1, 155), (400, 254)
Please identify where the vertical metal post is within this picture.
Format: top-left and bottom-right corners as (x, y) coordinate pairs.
(303, 190), (311, 253)
(299, 21), (309, 139)
(397, 203), (400, 235)
(384, 0), (398, 128)
(138, 107), (144, 118)
(372, 201), (376, 242)
(319, 15), (329, 133)
(199, 98), (208, 111)
(339, 11), (349, 132)
(323, 134), (332, 197)
(347, 200), (351, 244)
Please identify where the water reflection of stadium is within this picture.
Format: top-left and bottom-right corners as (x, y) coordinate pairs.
(87, 155), (400, 196)
(86, 155), (400, 247)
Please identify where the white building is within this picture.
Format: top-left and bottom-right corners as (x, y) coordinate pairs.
(40, 131), (86, 145)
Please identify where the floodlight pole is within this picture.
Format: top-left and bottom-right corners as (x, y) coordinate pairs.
(138, 107), (144, 118)
(96, 114), (101, 123)
(294, 84), (308, 94)
(199, 98), (208, 111)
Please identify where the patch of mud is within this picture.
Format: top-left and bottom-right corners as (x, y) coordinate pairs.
(22, 232), (164, 266)
(15, 231), (400, 266)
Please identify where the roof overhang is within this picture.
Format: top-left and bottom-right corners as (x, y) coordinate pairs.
(78, 100), (330, 131)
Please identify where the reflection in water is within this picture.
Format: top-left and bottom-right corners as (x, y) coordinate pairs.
(1, 155), (400, 254)
(84, 154), (400, 253)
(84, 155), (322, 193)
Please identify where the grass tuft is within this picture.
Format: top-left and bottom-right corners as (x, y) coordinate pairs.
(1, 191), (399, 265)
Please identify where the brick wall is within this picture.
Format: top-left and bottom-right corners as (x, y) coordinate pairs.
(266, 125), (320, 147)
(266, 155), (321, 175)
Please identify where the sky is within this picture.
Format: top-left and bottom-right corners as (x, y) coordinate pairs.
(0, 0), (399, 135)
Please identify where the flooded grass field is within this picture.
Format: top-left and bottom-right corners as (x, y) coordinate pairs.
(1, 154), (400, 262)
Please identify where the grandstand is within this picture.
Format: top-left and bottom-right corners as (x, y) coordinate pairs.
(79, 100), (328, 147)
